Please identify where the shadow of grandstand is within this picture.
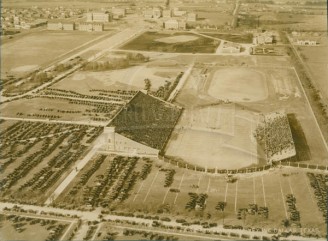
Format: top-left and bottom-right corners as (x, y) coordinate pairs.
(286, 113), (311, 162)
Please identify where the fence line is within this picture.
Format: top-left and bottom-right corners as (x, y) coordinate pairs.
(160, 156), (328, 174)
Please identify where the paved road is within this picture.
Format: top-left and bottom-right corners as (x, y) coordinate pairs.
(45, 134), (107, 205)
(167, 63), (194, 102)
(0, 201), (323, 241)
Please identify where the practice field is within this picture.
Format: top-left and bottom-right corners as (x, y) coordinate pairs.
(52, 65), (185, 94)
(298, 46), (328, 100)
(1, 30), (105, 77)
(121, 31), (220, 53)
(165, 105), (260, 169)
(207, 68), (268, 102)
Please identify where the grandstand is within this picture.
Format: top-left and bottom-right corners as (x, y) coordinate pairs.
(104, 91), (182, 156)
(254, 111), (296, 163)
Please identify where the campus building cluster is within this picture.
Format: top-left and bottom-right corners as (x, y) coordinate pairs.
(1, 6), (84, 31)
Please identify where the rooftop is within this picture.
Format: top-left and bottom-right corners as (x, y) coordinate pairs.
(108, 91), (182, 150)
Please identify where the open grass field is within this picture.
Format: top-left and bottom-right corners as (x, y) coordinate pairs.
(121, 32), (220, 53)
(200, 33), (253, 44)
(298, 46), (328, 100)
(169, 57), (328, 166)
(54, 153), (327, 236)
(165, 105), (260, 169)
(52, 64), (186, 94)
(207, 68), (268, 102)
(1, 30), (106, 78)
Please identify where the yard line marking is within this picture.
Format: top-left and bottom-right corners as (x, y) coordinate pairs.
(196, 174), (202, 193)
(253, 177), (256, 204)
(143, 170), (159, 203)
(261, 175), (267, 207)
(234, 181), (238, 212)
(162, 188), (170, 204)
(287, 174), (294, 195)
(206, 176), (211, 193)
(60, 220), (76, 241)
(224, 182), (229, 202)
(174, 172), (185, 204)
(91, 223), (103, 241)
(133, 180), (145, 202)
(278, 176), (288, 218)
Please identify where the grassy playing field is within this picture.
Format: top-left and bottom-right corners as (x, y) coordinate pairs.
(297, 46), (328, 101)
(207, 68), (268, 102)
(121, 32), (220, 53)
(200, 33), (253, 44)
(1, 30), (106, 78)
(52, 64), (186, 94)
(165, 105), (260, 169)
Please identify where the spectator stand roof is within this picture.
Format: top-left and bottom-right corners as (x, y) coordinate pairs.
(107, 91), (182, 151)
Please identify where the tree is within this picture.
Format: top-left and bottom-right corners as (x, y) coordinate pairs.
(216, 201), (226, 225)
(144, 78), (152, 91)
(282, 218), (290, 228)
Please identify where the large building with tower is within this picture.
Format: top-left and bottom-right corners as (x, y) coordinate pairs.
(104, 91), (182, 156)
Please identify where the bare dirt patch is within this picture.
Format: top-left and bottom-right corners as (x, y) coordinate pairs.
(155, 35), (199, 44)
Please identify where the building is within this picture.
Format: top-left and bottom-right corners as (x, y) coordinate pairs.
(79, 22), (93, 31)
(164, 19), (186, 30)
(112, 7), (126, 19)
(86, 12), (110, 22)
(296, 39), (317, 46)
(187, 12), (197, 22)
(221, 42), (241, 53)
(104, 91), (182, 156)
(47, 22), (63, 30)
(162, 9), (172, 18)
(144, 9), (154, 19)
(153, 7), (162, 18)
(79, 22), (103, 31)
(62, 22), (75, 30)
(253, 32), (273, 45)
(47, 21), (74, 31)
(173, 7), (186, 17)
(93, 23), (104, 31)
